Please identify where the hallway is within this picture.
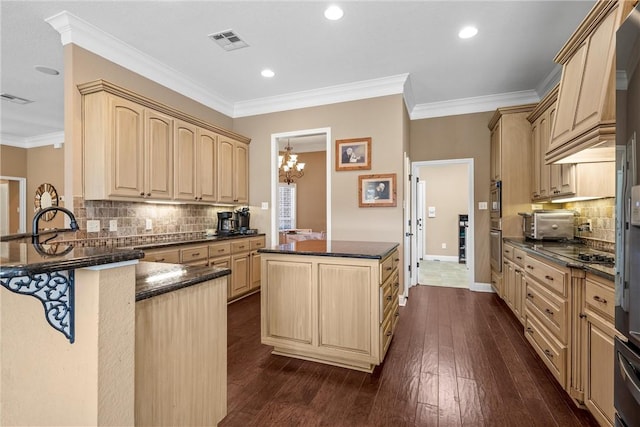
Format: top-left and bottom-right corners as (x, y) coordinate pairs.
(221, 286), (597, 426)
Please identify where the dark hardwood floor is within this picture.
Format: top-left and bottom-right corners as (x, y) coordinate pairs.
(220, 285), (598, 426)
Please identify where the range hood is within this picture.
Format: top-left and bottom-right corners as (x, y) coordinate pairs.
(544, 1), (634, 165)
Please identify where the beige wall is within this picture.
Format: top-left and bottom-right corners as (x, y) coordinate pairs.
(0, 145), (27, 177)
(27, 145), (65, 231)
(410, 111), (493, 283)
(279, 150), (327, 232)
(419, 163), (469, 258)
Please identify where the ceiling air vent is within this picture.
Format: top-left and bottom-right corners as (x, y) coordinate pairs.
(208, 29), (249, 51)
(1, 93), (33, 105)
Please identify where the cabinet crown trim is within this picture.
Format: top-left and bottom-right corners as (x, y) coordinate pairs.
(488, 103), (537, 130)
(78, 79), (251, 144)
(527, 84), (559, 123)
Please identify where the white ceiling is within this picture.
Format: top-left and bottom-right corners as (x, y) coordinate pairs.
(0, 1), (595, 148)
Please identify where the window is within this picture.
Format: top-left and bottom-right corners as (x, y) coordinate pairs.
(279, 183), (297, 230)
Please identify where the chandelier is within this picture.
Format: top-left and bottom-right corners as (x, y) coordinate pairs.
(279, 140), (305, 185)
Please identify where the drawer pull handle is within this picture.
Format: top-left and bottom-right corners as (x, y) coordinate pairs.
(157, 258), (165, 262)
(140, 192), (145, 196)
(527, 265), (534, 270)
(543, 349), (554, 359)
(505, 250), (510, 253)
(192, 252), (200, 257)
(544, 308), (554, 316)
(527, 293), (534, 299)
(386, 331), (392, 337)
(395, 312), (400, 317)
(515, 269), (521, 273)
(579, 313), (587, 319)
(593, 295), (607, 304)
(545, 275), (554, 281)
(516, 256), (522, 260)
(394, 258), (400, 262)
(218, 249), (225, 252)
(386, 295), (392, 301)
(394, 282), (399, 287)
(526, 327), (534, 334)
(386, 267), (393, 271)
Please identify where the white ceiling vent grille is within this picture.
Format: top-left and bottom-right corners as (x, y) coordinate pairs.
(208, 29), (249, 51)
(1, 93), (33, 105)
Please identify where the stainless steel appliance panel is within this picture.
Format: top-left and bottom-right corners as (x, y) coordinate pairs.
(490, 229), (502, 272)
(615, 337), (640, 427)
(490, 181), (502, 218)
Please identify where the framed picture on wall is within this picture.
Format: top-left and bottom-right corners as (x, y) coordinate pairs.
(358, 173), (397, 207)
(335, 137), (371, 171)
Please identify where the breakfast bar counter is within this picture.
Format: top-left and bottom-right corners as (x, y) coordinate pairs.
(259, 240), (400, 373)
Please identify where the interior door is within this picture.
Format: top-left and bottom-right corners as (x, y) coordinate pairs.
(404, 153), (415, 299)
(416, 179), (425, 262)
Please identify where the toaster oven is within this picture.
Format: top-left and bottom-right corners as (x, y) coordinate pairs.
(518, 210), (575, 240)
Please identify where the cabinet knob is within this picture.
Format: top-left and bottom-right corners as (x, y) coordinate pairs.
(516, 256), (522, 260)
(395, 312), (399, 317)
(543, 349), (553, 359)
(147, 193), (151, 197)
(545, 275), (554, 281)
(386, 331), (392, 337)
(527, 293), (534, 299)
(386, 295), (392, 301)
(526, 265), (534, 270)
(140, 192), (145, 196)
(526, 327), (534, 334)
(579, 313), (587, 319)
(544, 308), (554, 316)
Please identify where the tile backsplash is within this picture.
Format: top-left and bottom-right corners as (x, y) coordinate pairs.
(73, 196), (250, 240)
(564, 197), (615, 251)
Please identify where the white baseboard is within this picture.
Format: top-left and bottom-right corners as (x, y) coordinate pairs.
(399, 295), (407, 306)
(470, 282), (494, 293)
(423, 255), (460, 263)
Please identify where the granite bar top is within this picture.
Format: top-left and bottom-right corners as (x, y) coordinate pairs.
(0, 241), (144, 278)
(504, 238), (615, 281)
(258, 240), (399, 260)
(135, 261), (231, 301)
(128, 232), (265, 250)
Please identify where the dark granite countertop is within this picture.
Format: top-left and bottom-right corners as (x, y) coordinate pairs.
(135, 261), (231, 301)
(258, 240), (399, 260)
(504, 238), (615, 282)
(128, 232), (265, 250)
(0, 241), (144, 278)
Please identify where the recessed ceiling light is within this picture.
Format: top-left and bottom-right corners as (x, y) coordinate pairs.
(261, 69), (275, 78)
(324, 5), (344, 21)
(458, 26), (478, 39)
(34, 65), (60, 75)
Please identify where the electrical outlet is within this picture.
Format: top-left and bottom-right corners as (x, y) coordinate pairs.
(441, 243), (447, 249)
(587, 219), (592, 232)
(145, 219), (152, 230)
(87, 220), (100, 233)
(261, 202), (269, 210)
(109, 219), (118, 232)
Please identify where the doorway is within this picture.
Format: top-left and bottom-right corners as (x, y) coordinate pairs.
(410, 159), (474, 290)
(0, 176), (27, 235)
(270, 128), (332, 247)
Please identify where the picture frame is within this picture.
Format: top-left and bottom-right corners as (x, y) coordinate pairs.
(358, 173), (397, 207)
(335, 137), (371, 171)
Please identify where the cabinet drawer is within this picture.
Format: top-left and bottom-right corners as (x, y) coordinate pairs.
(250, 237), (266, 250)
(524, 255), (568, 296)
(525, 310), (567, 388)
(513, 248), (526, 267)
(503, 244), (515, 261)
(208, 242), (231, 258)
(525, 280), (568, 343)
(143, 249), (180, 264)
(231, 240), (251, 253)
(381, 278), (394, 323)
(381, 253), (396, 284)
(181, 245), (208, 263)
(585, 276), (614, 320)
(390, 249), (400, 272)
(381, 314), (393, 356)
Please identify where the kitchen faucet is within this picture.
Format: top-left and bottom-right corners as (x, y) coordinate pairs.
(32, 206), (79, 244)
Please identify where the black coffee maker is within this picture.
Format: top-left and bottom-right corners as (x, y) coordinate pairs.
(234, 207), (250, 232)
(216, 211), (235, 235)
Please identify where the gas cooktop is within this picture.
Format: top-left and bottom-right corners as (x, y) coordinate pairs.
(540, 245), (615, 266)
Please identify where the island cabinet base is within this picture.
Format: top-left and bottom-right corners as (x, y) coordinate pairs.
(260, 249), (399, 373)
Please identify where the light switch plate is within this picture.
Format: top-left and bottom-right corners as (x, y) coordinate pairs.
(428, 206), (436, 218)
(145, 219), (153, 230)
(87, 220), (100, 233)
(261, 202), (269, 210)
(109, 219), (118, 232)
(478, 202), (487, 210)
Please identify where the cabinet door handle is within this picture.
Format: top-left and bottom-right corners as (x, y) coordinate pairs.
(544, 308), (554, 316)
(593, 295), (607, 304)
(545, 275), (554, 281)
(543, 349), (554, 359)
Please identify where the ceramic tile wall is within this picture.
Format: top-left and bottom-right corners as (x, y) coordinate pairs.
(73, 196), (251, 243)
(565, 197), (615, 251)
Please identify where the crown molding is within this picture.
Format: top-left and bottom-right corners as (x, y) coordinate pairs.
(410, 89), (540, 120)
(402, 75), (416, 114)
(535, 64), (562, 99)
(1, 131), (65, 149)
(233, 74), (409, 118)
(45, 11), (234, 117)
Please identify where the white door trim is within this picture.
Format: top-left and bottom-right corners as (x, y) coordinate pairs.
(0, 175), (27, 234)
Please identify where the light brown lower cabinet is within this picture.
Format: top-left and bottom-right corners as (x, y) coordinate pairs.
(135, 276), (227, 426)
(584, 310), (615, 427)
(142, 235), (265, 302)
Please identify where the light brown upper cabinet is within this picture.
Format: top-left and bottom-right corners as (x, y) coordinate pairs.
(528, 85), (576, 202)
(79, 80), (250, 203)
(547, 0), (635, 163)
(217, 136), (249, 204)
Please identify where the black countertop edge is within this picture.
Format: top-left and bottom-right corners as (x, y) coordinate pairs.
(258, 241), (400, 260)
(128, 233), (266, 250)
(503, 238), (614, 282)
(0, 249), (145, 279)
(135, 261), (231, 302)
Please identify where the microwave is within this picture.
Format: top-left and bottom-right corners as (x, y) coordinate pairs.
(518, 210), (575, 240)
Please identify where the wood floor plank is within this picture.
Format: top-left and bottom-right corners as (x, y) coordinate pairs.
(220, 286), (599, 427)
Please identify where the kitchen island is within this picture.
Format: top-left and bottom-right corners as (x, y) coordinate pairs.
(0, 239), (230, 426)
(258, 240), (400, 373)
